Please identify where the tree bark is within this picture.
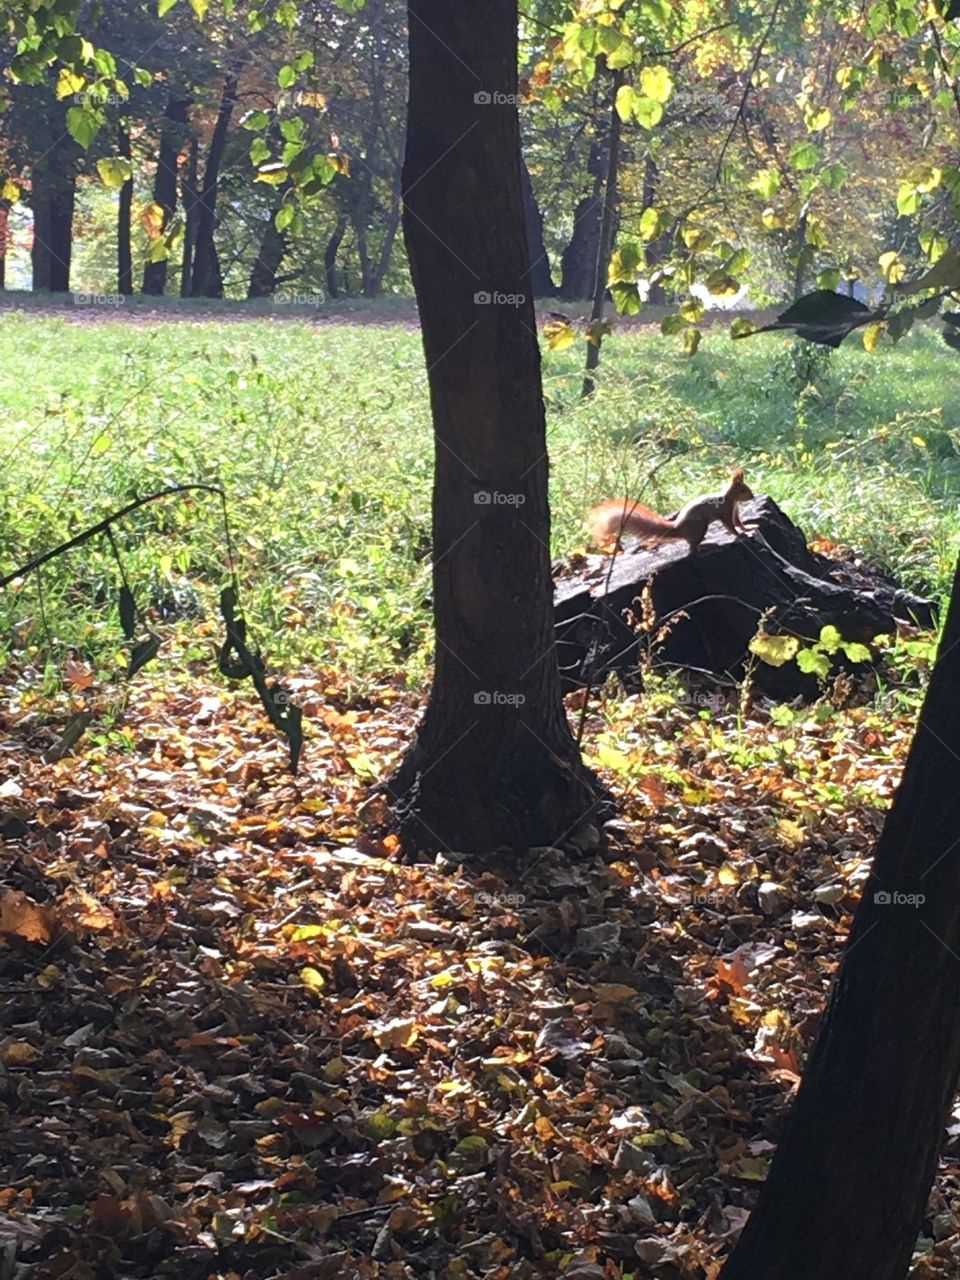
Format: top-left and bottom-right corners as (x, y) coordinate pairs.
(558, 97), (606, 301)
(719, 557), (960, 1280)
(143, 95), (190, 296)
(117, 125), (133, 297)
(388, 0), (606, 853)
(324, 215), (348, 298)
(520, 151), (555, 297)
(247, 181), (292, 298)
(190, 70), (240, 298)
(180, 135), (198, 297)
(642, 153), (667, 305)
(31, 158), (75, 294)
(582, 65), (624, 397)
(0, 205), (8, 290)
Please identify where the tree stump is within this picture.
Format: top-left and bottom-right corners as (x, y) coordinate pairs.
(554, 494), (937, 700)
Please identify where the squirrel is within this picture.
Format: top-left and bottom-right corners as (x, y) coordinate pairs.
(587, 470), (754, 554)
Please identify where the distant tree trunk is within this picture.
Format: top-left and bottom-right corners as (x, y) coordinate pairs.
(642, 153), (667, 305)
(369, 152), (405, 296)
(143, 95), (189, 296)
(247, 181), (292, 298)
(324, 216), (348, 297)
(351, 196), (375, 297)
(190, 70), (240, 298)
(31, 159), (75, 294)
(582, 65), (624, 397)
(117, 125), (133, 297)
(388, 0), (605, 853)
(0, 206), (8, 290)
(559, 97), (606, 301)
(792, 212), (809, 300)
(521, 152), (554, 297)
(719, 561), (960, 1280)
(180, 135), (199, 297)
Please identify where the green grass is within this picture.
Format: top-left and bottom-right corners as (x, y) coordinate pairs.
(1, 301), (957, 691)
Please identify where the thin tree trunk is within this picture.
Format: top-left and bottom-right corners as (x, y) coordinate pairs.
(143, 95), (189, 296)
(720, 559), (960, 1280)
(388, 0), (606, 853)
(190, 69), (240, 298)
(117, 125), (133, 297)
(324, 216), (348, 297)
(247, 181), (292, 298)
(521, 151), (554, 297)
(180, 135), (199, 298)
(582, 65), (624, 398)
(0, 205), (8, 291)
(370, 151), (404, 296)
(642, 153), (667, 305)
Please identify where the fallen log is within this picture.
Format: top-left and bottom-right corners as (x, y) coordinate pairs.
(554, 493), (937, 700)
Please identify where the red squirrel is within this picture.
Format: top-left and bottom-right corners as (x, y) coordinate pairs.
(587, 470), (754, 554)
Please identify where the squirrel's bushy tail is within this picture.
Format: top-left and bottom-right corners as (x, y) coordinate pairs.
(586, 498), (674, 547)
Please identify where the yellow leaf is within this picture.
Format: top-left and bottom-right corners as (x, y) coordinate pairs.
(862, 321), (885, 352)
(300, 965), (325, 991)
(544, 319), (577, 351)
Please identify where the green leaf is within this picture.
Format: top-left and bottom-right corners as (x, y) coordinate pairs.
(158, 0), (179, 13)
(188, 0), (209, 16)
(818, 625), (843, 654)
(278, 64), (297, 89)
(614, 84), (635, 123)
(66, 106), (99, 149)
(250, 138), (271, 166)
(749, 168), (780, 199)
(634, 96), (664, 129)
(842, 642), (872, 663)
(275, 203), (296, 232)
(660, 313), (687, 336)
(610, 281), (641, 315)
(241, 110), (270, 131)
(789, 140), (820, 171)
(897, 184), (920, 216)
(96, 156), (133, 189)
(821, 163), (847, 191)
(683, 326), (701, 356)
(796, 647), (831, 678)
(639, 206), (665, 241)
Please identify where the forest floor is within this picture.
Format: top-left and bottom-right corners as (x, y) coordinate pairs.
(4, 645), (960, 1280)
(2, 308), (960, 1277)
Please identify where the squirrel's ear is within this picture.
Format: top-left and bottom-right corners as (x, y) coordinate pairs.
(731, 469), (745, 485)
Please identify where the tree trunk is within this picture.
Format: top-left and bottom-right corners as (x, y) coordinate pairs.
(0, 205), (8, 290)
(642, 153), (667, 305)
(247, 182), (292, 298)
(558, 101), (606, 301)
(520, 151), (554, 297)
(190, 70), (240, 298)
(388, 0), (606, 853)
(369, 151), (404, 296)
(719, 558), (960, 1280)
(582, 66), (624, 397)
(180, 135), (199, 298)
(143, 95), (189, 296)
(31, 160), (75, 294)
(117, 125), (133, 297)
(324, 216), (348, 297)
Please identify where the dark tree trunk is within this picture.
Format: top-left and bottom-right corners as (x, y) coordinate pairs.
(369, 152), (404, 296)
(520, 152), (554, 297)
(352, 198), (375, 298)
(0, 206), (8, 290)
(31, 160), (75, 294)
(558, 101), (606, 302)
(324, 216), (348, 297)
(583, 66), (624, 397)
(388, 0), (606, 853)
(180, 135), (199, 297)
(558, 193), (602, 301)
(143, 95), (190, 296)
(642, 153), (667, 305)
(247, 182), (292, 298)
(190, 70), (240, 298)
(117, 126), (133, 297)
(719, 558), (960, 1280)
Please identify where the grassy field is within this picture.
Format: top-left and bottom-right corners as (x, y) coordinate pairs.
(1, 299), (957, 692)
